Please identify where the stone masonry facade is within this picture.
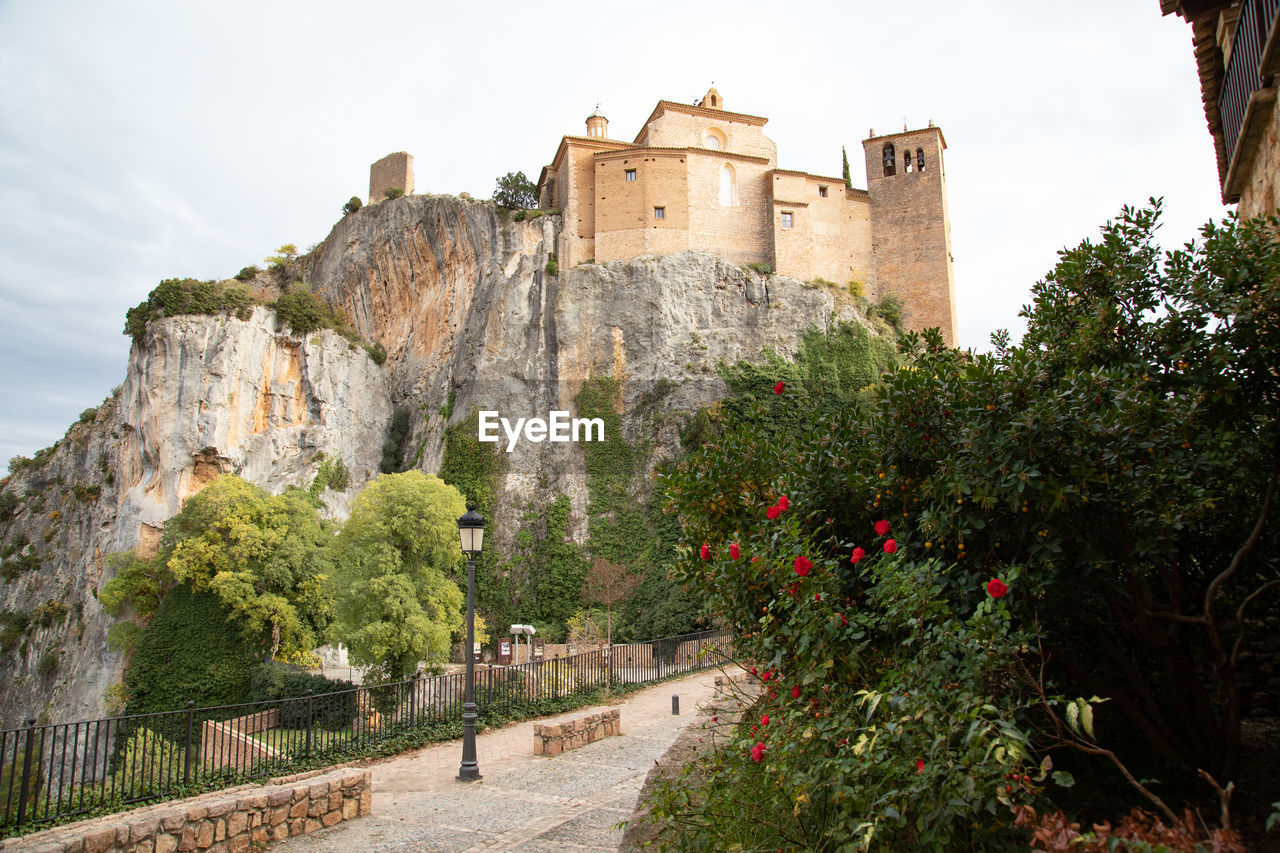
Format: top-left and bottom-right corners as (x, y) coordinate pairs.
(532, 87), (958, 345)
(2, 766), (371, 853)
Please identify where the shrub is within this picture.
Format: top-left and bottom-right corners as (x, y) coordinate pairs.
(78, 407), (97, 424)
(234, 265), (259, 282)
(342, 196), (363, 215)
(272, 290), (327, 335)
(746, 262), (773, 275)
(492, 171), (538, 209)
(380, 407), (412, 474)
(545, 253), (559, 277)
(0, 493), (20, 522)
(873, 293), (903, 326)
(123, 278), (257, 342)
(37, 647), (60, 678)
(383, 187), (404, 200)
(247, 662), (357, 729)
(365, 341), (387, 365)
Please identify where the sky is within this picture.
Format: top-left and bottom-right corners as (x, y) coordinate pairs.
(0, 0), (1227, 469)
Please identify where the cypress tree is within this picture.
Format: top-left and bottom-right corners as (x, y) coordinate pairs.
(842, 146), (852, 188)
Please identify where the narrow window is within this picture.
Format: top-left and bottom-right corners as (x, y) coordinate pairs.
(818, 185), (828, 198)
(904, 150), (913, 173)
(882, 144), (896, 177)
(654, 206), (665, 219)
(781, 211), (793, 229)
(917, 148), (925, 171)
(719, 163), (735, 206)
(625, 169), (636, 182)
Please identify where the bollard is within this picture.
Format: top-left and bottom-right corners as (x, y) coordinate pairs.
(672, 695), (680, 715)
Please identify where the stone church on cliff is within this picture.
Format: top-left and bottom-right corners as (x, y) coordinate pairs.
(536, 88), (957, 345)
(369, 87), (958, 345)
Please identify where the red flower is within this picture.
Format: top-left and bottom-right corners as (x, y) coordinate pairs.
(766, 505), (781, 520)
(874, 519), (890, 536)
(778, 495), (789, 511)
(850, 547), (866, 565)
(711, 716), (718, 722)
(751, 741), (767, 762)
(916, 759), (925, 773)
(730, 542), (740, 560)
(793, 555), (812, 576)
(749, 666), (758, 676)
(788, 583), (799, 596)
(813, 593), (821, 602)
(761, 714), (770, 726)
(987, 578), (1009, 599)
(839, 612), (848, 626)
(773, 381), (785, 395)
(791, 685), (801, 699)
(883, 539), (897, 554)
(699, 543), (710, 560)
(761, 670), (772, 682)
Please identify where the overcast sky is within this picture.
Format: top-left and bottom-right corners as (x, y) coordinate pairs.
(0, 0), (1226, 469)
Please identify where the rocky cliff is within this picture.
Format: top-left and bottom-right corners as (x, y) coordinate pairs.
(0, 194), (874, 727)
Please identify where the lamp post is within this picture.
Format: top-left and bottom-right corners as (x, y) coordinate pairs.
(456, 505), (486, 781)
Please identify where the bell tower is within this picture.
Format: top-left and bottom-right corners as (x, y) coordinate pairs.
(585, 105), (609, 139)
(863, 125), (957, 346)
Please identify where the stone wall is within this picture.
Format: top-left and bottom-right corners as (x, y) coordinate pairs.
(201, 709), (281, 772)
(2, 766), (371, 853)
(532, 709), (621, 756)
(1238, 91), (1280, 220)
(368, 152), (413, 205)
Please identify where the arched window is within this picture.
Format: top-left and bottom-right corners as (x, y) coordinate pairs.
(882, 144), (896, 177)
(719, 163), (736, 206)
(917, 148), (925, 172)
(703, 127), (726, 150)
(904, 150), (913, 173)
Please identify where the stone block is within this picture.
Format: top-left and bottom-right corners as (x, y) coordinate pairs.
(358, 791), (372, 816)
(228, 836), (250, 853)
(271, 824), (289, 842)
(206, 801), (234, 819)
(84, 828), (117, 853)
(308, 782), (329, 800)
(248, 812), (260, 828)
(543, 737), (563, 757)
(205, 842), (228, 853)
(186, 807), (208, 823)
(307, 799), (325, 818)
(135, 840), (155, 853)
(61, 840), (86, 853)
(328, 791), (342, 811)
(292, 788), (307, 803)
(266, 789), (292, 807)
(235, 795), (267, 811)
(289, 818), (305, 836)
(304, 818), (322, 834)
(533, 735), (544, 755)
(225, 812), (248, 837)
(178, 825), (197, 852)
(155, 834), (179, 853)
(195, 820), (214, 849)
(161, 815), (186, 833)
(341, 771), (363, 789)
(342, 798), (358, 820)
(288, 799), (308, 819)
(269, 806), (288, 826)
(250, 827), (268, 845)
(321, 810), (342, 827)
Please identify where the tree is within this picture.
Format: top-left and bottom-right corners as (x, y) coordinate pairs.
(102, 474), (334, 661)
(582, 557), (642, 646)
(493, 171), (538, 210)
(327, 471), (467, 681)
(342, 196), (362, 215)
(842, 146), (852, 188)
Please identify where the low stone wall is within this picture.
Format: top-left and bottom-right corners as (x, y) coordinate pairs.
(2, 765), (371, 852)
(201, 709), (281, 772)
(533, 710), (621, 757)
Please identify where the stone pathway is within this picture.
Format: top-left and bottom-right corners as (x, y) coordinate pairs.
(270, 668), (736, 852)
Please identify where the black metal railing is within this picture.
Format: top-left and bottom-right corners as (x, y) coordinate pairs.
(1219, 0), (1279, 171)
(0, 628), (730, 836)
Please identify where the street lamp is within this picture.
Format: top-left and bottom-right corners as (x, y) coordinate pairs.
(456, 505), (486, 781)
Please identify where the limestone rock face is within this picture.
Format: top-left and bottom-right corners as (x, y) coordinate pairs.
(0, 193), (873, 727)
(0, 310), (390, 727)
(304, 195), (865, 543)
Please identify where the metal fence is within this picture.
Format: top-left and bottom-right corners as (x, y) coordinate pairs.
(0, 628), (730, 836)
(1219, 0), (1279, 171)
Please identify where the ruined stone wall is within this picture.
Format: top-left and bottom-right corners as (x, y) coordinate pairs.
(368, 152), (413, 204)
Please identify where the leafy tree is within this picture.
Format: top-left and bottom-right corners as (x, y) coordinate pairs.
(265, 243), (298, 271)
(493, 171), (538, 210)
(327, 471), (466, 681)
(273, 289), (327, 335)
(342, 196), (362, 215)
(103, 474), (333, 660)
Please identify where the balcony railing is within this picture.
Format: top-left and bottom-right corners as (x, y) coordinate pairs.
(1219, 0), (1280, 175)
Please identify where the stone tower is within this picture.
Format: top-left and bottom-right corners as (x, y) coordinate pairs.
(585, 105), (609, 139)
(368, 152), (414, 204)
(863, 126), (957, 346)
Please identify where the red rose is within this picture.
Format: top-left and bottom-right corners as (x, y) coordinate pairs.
(761, 714), (770, 726)
(751, 741), (767, 762)
(791, 685), (801, 699)
(730, 542), (740, 560)
(778, 495), (789, 511)
(987, 578), (1009, 598)
(700, 543), (710, 560)
(916, 759), (925, 773)
(773, 381), (785, 395)
(850, 547), (866, 564)
(874, 519), (890, 536)
(813, 593), (821, 602)
(883, 539), (897, 554)
(761, 670), (772, 682)
(793, 555), (812, 576)
(766, 505), (781, 520)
